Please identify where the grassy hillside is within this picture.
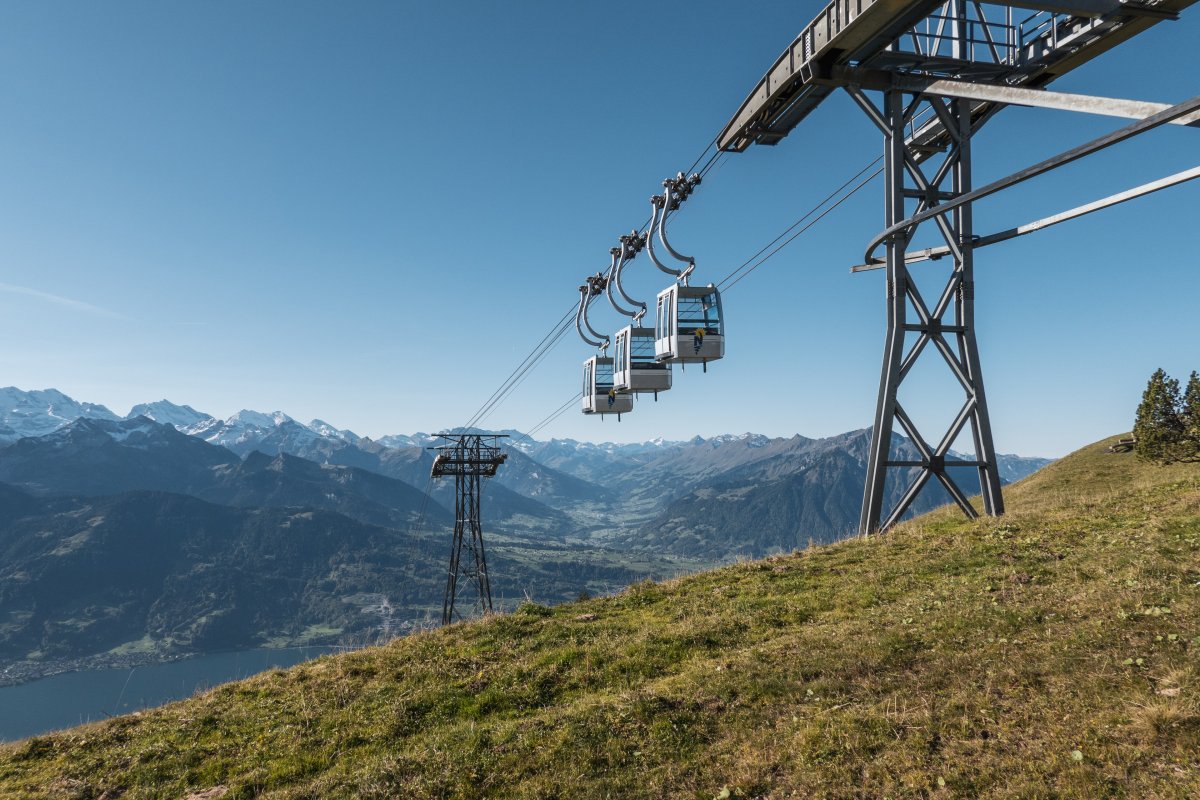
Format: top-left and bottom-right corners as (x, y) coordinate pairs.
(1, 435), (1197, 799)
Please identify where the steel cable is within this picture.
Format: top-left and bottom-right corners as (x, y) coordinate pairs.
(505, 154), (879, 442)
(461, 304), (576, 431)
(717, 157), (882, 291)
(457, 139), (724, 439)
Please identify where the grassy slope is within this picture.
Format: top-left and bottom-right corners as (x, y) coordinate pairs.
(1, 435), (1197, 799)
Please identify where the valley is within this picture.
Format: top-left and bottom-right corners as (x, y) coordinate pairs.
(0, 388), (1049, 688)
(0, 435), (1192, 797)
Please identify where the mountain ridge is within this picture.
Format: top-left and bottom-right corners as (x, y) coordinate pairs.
(0, 387), (1053, 556)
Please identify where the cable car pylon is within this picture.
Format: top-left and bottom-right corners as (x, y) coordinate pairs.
(430, 433), (507, 626)
(711, 0), (1196, 534)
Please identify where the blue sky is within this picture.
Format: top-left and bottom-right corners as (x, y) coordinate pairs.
(0, 1), (1195, 457)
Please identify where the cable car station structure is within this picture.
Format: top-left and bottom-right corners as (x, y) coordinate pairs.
(430, 433), (508, 625)
(572, 0), (1197, 534)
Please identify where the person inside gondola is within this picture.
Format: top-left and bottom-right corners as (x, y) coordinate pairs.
(607, 387), (616, 408)
(693, 326), (705, 354)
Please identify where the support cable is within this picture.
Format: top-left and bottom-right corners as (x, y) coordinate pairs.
(409, 474), (435, 539)
(717, 157), (883, 291)
(718, 159), (884, 293)
(458, 140), (722, 443)
(511, 391), (583, 448)
(471, 312), (576, 430)
(462, 304), (576, 431)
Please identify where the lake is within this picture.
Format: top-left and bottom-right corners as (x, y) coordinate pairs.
(0, 647), (339, 743)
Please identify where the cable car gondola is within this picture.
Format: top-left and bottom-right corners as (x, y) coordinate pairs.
(613, 324), (671, 395)
(576, 277), (632, 418)
(582, 355), (632, 416)
(647, 172), (725, 369)
(654, 283), (724, 365)
(603, 231), (673, 396)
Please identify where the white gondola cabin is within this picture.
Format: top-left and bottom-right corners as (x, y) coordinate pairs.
(582, 356), (632, 416)
(613, 325), (671, 395)
(655, 284), (724, 364)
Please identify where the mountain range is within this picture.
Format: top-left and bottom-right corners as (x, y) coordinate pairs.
(0, 387), (1053, 548)
(0, 387), (1052, 680)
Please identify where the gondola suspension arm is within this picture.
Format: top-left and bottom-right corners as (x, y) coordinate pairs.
(575, 275), (610, 350)
(604, 248), (637, 318)
(657, 172), (702, 284)
(606, 232), (648, 322)
(645, 193), (682, 279)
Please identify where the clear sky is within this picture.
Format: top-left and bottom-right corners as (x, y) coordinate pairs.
(0, 2), (1196, 458)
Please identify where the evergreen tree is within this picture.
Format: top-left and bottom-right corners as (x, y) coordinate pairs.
(1181, 370), (1200, 461)
(1133, 368), (1184, 463)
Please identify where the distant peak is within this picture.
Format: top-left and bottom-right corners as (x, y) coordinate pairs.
(0, 386), (121, 443)
(227, 409), (293, 428)
(127, 400), (213, 430)
(309, 419), (362, 444)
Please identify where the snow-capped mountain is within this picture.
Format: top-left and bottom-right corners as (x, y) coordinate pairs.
(309, 419), (362, 445)
(513, 436), (684, 483)
(0, 416), (240, 496)
(184, 410), (298, 450)
(376, 433), (437, 449)
(126, 400), (214, 430)
(182, 410), (387, 469)
(0, 387), (121, 443)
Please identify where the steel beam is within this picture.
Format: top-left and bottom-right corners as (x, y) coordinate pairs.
(1004, 0), (1175, 18)
(717, 0), (1197, 152)
(835, 68), (1200, 127)
(862, 94), (1200, 266)
(851, 165), (1200, 272)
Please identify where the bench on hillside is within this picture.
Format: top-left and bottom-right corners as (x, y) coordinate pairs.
(1108, 437), (1136, 453)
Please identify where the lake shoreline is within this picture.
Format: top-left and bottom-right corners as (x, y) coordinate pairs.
(0, 650), (193, 689)
(0, 645), (347, 743)
(0, 641), (363, 689)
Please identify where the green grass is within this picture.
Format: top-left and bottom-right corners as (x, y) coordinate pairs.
(1, 434), (1197, 799)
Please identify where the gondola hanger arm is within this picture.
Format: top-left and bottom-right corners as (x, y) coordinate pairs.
(645, 194), (682, 278)
(605, 241), (640, 319)
(608, 231), (648, 322)
(657, 173), (702, 284)
(575, 281), (609, 350)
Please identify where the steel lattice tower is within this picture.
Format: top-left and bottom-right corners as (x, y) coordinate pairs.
(430, 434), (507, 625)
(849, 84), (1004, 534)
(714, 0), (1196, 533)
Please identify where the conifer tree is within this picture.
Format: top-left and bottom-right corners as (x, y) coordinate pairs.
(1181, 370), (1200, 461)
(1133, 368), (1184, 463)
